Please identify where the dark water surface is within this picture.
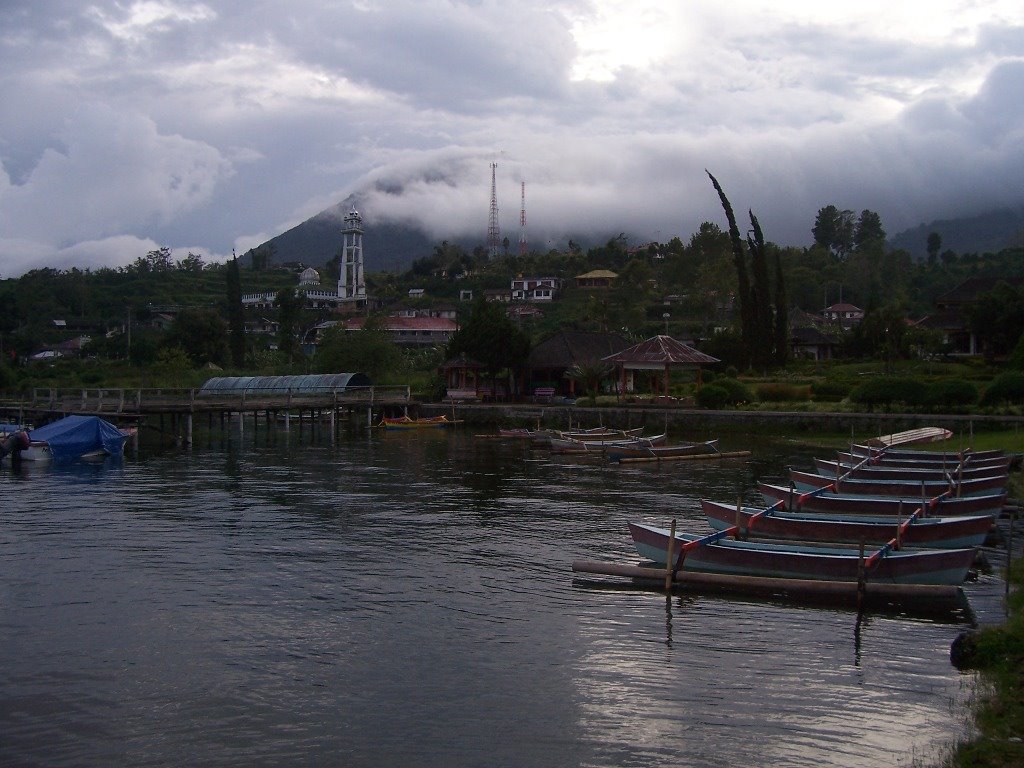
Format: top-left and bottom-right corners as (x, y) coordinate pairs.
(0, 426), (1007, 767)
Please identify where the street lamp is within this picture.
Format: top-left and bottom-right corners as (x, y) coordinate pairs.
(662, 312), (670, 336)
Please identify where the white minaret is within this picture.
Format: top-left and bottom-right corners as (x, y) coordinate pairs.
(338, 207), (366, 302)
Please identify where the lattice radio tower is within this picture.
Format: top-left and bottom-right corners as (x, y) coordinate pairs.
(519, 180), (527, 257)
(487, 162), (500, 259)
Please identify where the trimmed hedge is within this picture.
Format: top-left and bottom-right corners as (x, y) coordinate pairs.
(981, 372), (1024, 406)
(715, 377), (755, 405)
(810, 380), (852, 402)
(696, 383), (731, 409)
(849, 377), (925, 408)
(925, 379), (977, 408)
(755, 382), (811, 402)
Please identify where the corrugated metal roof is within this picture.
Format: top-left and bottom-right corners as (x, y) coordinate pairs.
(199, 373), (372, 395)
(602, 335), (720, 365)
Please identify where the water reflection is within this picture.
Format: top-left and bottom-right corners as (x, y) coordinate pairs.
(0, 427), (994, 767)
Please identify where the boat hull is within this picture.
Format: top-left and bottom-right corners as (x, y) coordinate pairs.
(850, 444), (1006, 462)
(606, 439), (719, 462)
(548, 432), (667, 455)
(701, 500), (993, 549)
(814, 457), (999, 481)
(628, 522), (976, 585)
(835, 451), (1010, 472)
(758, 482), (1007, 517)
(789, 468), (1007, 497)
(380, 416), (451, 430)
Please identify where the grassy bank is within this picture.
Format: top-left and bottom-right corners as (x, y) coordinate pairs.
(944, 477), (1024, 767)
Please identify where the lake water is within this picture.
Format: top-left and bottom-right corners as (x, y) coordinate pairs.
(0, 423), (1011, 767)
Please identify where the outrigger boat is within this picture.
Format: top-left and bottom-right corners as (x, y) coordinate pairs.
(627, 521), (976, 586)
(605, 438), (720, 462)
(701, 499), (993, 549)
(379, 415), (455, 430)
(788, 468), (1008, 497)
(759, 482), (1008, 518)
(548, 432), (667, 455)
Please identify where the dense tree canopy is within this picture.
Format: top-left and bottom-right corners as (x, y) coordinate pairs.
(446, 298), (530, 393)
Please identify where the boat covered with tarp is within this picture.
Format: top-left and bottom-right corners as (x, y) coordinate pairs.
(24, 415), (131, 461)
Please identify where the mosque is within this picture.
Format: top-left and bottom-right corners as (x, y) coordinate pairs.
(242, 207), (368, 311)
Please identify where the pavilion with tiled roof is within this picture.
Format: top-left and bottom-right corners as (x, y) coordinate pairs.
(602, 335), (720, 397)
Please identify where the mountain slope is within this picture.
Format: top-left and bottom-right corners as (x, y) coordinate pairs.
(888, 207), (1024, 259)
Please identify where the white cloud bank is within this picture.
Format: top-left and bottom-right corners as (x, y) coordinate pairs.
(1, 0), (1023, 276)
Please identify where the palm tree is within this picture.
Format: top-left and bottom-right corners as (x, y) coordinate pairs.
(565, 360), (612, 400)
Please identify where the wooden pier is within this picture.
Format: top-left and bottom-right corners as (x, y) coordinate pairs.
(0, 385), (415, 444)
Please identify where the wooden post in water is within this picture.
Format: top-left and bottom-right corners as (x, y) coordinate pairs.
(186, 413), (193, 449)
(856, 540), (867, 611)
(735, 496), (743, 540)
(895, 500), (902, 549)
(664, 519), (677, 592)
(1007, 507), (1015, 603)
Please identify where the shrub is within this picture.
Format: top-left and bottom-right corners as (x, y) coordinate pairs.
(811, 380), (852, 402)
(849, 377), (925, 408)
(981, 371), (1024, 406)
(696, 383), (731, 409)
(925, 379), (977, 409)
(715, 377), (755, 405)
(755, 382), (811, 402)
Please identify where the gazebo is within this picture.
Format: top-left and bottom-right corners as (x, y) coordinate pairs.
(602, 335), (720, 397)
(438, 354), (485, 400)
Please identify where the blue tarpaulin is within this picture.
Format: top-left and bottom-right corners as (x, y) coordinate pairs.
(27, 415), (129, 461)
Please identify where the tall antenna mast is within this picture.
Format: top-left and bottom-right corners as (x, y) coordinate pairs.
(487, 162), (500, 259)
(519, 180), (527, 257)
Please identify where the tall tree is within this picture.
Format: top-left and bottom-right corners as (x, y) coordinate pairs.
(926, 232), (942, 264)
(274, 287), (303, 361)
(313, 317), (399, 380)
(853, 210), (886, 253)
(772, 244), (789, 366)
(707, 171), (753, 365)
(707, 171), (787, 370)
(446, 298), (530, 396)
(812, 205), (855, 257)
(162, 308), (227, 366)
(225, 255), (246, 367)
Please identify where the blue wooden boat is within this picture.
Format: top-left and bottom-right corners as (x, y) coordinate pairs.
(789, 468), (1007, 497)
(835, 450), (1010, 472)
(814, 457), (1000, 482)
(701, 499), (993, 549)
(758, 482), (1007, 518)
(628, 521), (976, 586)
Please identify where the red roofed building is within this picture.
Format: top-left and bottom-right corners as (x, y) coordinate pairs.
(602, 335), (720, 397)
(344, 314), (457, 347)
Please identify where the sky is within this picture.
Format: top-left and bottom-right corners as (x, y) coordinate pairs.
(1, 0), (1023, 276)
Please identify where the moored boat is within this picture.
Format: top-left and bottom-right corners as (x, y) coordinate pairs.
(814, 457), (1000, 482)
(628, 521), (976, 586)
(549, 432), (667, 455)
(701, 499), (993, 549)
(606, 439), (720, 462)
(379, 415), (454, 430)
(835, 450), (1010, 472)
(20, 415), (133, 462)
(758, 482), (1008, 517)
(850, 443), (1006, 462)
(789, 468), (1007, 497)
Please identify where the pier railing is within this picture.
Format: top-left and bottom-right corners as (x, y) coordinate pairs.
(2, 385), (412, 416)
